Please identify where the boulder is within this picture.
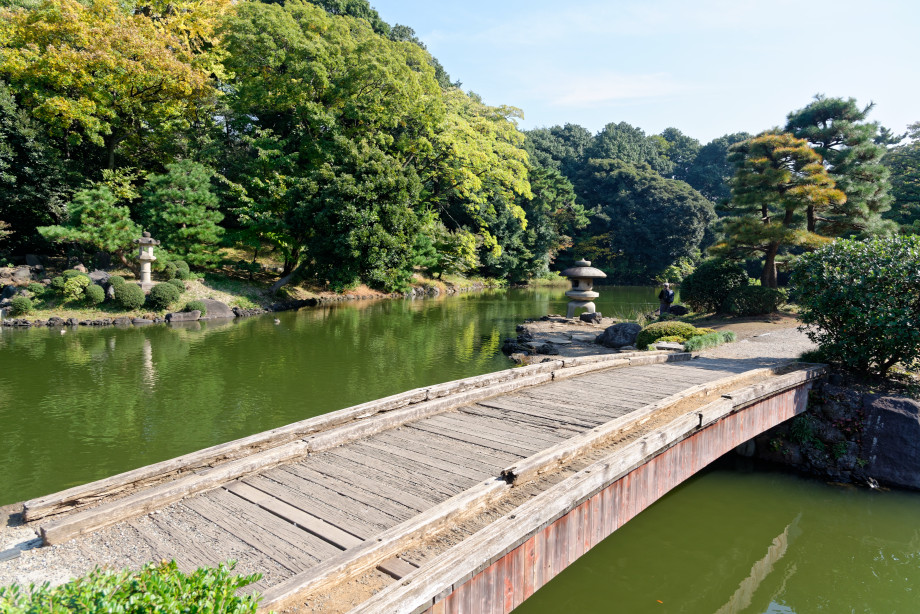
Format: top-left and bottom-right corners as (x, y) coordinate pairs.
(113, 317), (132, 326)
(862, 395), (920, 490)
(654, 341), (685, 351)
(73, 263), (88, 273)
(89, 269), (110, 285)
(579, 312), (603, 324)
(106, 285), (116, 300)
(669, 304), (689, 316)
(595, 322), (642, 348)
(1, 285), (18, 300)
(0, 268), (12, 280)
(12, 266), (32, 282)
(199, 299), (235, 319)
(25, 255), (41, 267)
(166, 310), (201, 322)
(132, 318), (153, 326)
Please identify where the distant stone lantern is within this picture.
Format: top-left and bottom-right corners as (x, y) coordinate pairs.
(561, 258), (606, 318)
(134, 231), (160, 292)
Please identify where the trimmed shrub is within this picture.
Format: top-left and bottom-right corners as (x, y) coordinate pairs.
(167, 278), (186, 291)
(9, 296), (32, 316)
(683, 331), (736, 352)
(114, 282), (145, 310)
(174, 260), (190, 280)
(108, 275), (126, 287)
(636, 321), (701, 349)
(27, 282), (45, 296)
(656, 335), (686, 343)
(722, 286), (787, 316)
(792, 235), (920, 375)
(50, 276), (66, 293)
(84, 283), (105, 305)
(185, 299), (206, 316)
(62, 269), (87, 279)
(0, 560), (260, 613)
(680, 259), (749, 313)
(146, 282), (181, 310)
(163, 261), (178, 280)
(62, 275), (90, 302)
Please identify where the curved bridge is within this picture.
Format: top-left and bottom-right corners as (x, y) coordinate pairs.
(4, 352), (824, 614)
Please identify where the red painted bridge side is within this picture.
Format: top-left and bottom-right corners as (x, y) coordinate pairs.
(422, 386), (810, 614)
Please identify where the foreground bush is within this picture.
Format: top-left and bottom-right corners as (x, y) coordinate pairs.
(84, 284), (105, 305)
(636, 321), (702, 349)
(722, 286), (787, 316)
(166, 278), (186, 291)
(791, 235), (920, 375)
(683, 331), (736, 352)
(680, 259), (748, 313)
(114, 283), (146, 310)
(108, 275), (126, 287)
(147, 282), (181, 310)
(0, 560), (260, 613)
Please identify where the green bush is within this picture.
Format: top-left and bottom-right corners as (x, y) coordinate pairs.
(656, 335), (687, 343)
(50, 276), (66, 293)
(0, 560), (260, 613)
(167, 278), (186, 292)
(185, 299), (206, 316)
(792, 235), (920, 375)
(63, 275), (91, 302)
(146, 282), (181, 310)
(163, 261), (178, 280)
(62, 269), (87, 279)
(680, 259), (749, 313)
(84, 283), (105, 305)
(683, 330), (736, 352)
(9, 295), (32, 316)
(108, 275), (126, 287)
(636, 321), (702, 349)
(174, 260), (191, 280)
(114, 282), (146, 310)
(722, 286), (787, 316)
(26, 282), (45, 296)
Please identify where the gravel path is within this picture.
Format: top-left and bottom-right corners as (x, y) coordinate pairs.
(696, 325), (816, 363)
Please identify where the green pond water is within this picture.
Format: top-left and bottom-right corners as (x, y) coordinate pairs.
(2, 286), (919, 612)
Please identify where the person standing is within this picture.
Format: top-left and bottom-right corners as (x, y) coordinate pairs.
(658, 282), (674, 315)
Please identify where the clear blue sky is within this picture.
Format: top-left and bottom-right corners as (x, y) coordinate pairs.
(369, 0), (919, 143)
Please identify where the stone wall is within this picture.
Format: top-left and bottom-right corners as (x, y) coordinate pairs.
(753, 373), (920, 490)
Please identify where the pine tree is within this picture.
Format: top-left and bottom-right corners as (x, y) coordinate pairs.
(712, 132), (846, 288)
(785, 95), (895, 236)
(143, 161), (224, 266)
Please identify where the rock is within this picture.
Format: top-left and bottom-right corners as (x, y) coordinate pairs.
(113, 317), (132, 326)
(654, 341), (685, 351)
(12, 266), (32, 282)
(668, 304), (689, 316)
(543, 337), (572, 345)
(47, 317), (65, 327)
(132, 318), (153, 325)
(65, 318), (79, 327)
(199, 299), (235, 319)
(579, 312), (603, 324)
(862, 395), (920, 490)
(620, 345), (637, 351)
(73, 263), (88, 273)
(1, 285), (18, 300)
(595, 322), (642, 348)
(0, 268), (12, 279)
(166, 310), (201, 322)
(106, 285), (116, 300)
(88, 270), (110, 285)
(25, 255), (41, 267)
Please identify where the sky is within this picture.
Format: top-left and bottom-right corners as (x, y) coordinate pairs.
(368, 0), (920, 144)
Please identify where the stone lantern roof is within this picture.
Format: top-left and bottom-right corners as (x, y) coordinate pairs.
(134, 231), (160, 246)
(561, 259), (606, 280)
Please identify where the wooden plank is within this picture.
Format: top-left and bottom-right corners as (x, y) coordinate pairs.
(225, 480), (362, 550)
(324, 447), (458, 501)
(242, 473), (384, 536)
(423, 414), (554, 451)
(278, 464), (418, 522)
(359, 438), (488, 482)
(377, 430), (509, 475)
(433, 412), (567, 448)
(462, 404), (593, 435)
(377, 556), (419, 580)
(409, 420), (539, 459)
(257, 478), (508, 613)
(473, 398), (604, 430)
(345, 442), (477, 493)
(390, 426), (524, 466)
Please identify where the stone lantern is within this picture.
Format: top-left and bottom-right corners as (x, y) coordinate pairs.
(561, 258), (606, 318)
(134, 231), (160, 292)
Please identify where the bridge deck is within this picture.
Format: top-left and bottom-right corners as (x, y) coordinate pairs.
(4, 355), (779, 601)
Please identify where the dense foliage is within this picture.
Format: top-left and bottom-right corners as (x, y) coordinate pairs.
(683, 330), (736, 352)
(146, 282), (182, 310)
(635, 321), (703, 349)
(791, 235), (920, 375)
(0, 560), (260, 613)
(679, 259), (748, 313)
(721, 286), (786, 316)
(113, 282), (145, 310)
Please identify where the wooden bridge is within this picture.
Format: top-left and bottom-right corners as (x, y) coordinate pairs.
(6, 351), (824, 613)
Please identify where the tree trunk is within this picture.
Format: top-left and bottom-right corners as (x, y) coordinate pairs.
(761, 244), (779, 288)
(106, 136), (117, 171)
(806, 205), (816, 232)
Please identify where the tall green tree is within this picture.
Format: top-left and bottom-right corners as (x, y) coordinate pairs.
(523, 123), (593, 180)
(573, 160), (714, 282)
(712, 132), (846, 288)
(683, 132), (752, 204)
(585, 122), (673, 177)
(785, 95), (894, 236)
(883, 122), (920, 232)
(657, 127), (701, 182)
(142, 160), (224, 266)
